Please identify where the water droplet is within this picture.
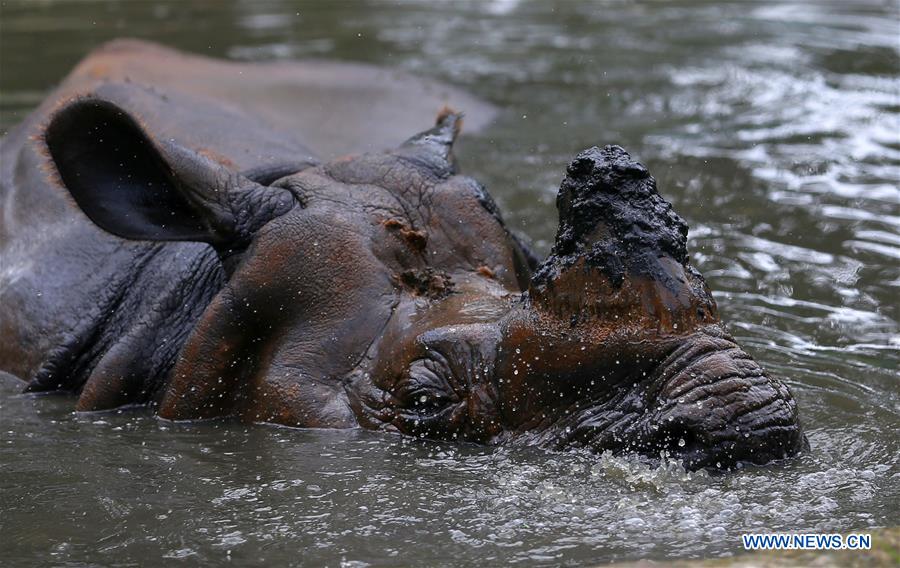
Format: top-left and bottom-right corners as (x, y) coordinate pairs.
(678, 438), (686, 447)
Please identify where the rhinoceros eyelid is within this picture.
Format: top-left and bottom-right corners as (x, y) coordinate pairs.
(400, 358), (461, 406)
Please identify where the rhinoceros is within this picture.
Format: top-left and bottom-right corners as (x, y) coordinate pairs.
(0, 40), (805, 469)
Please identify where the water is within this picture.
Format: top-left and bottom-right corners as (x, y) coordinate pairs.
(1, 0), (898, 565)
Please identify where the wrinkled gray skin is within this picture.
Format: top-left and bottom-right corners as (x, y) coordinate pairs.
(0, 41), (805, 470)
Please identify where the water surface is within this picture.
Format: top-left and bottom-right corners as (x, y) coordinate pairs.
(1, 1), (898, 566)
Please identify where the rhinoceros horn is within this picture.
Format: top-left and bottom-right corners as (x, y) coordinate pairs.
(528, 145), (719, 335)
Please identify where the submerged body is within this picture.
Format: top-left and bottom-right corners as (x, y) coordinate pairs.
(0, 41), (804, 469)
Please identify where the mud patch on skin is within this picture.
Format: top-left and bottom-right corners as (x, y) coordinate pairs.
(477, 265), (495, 279)
(396, 268), (454, 299)
(383, 217), (428, 253)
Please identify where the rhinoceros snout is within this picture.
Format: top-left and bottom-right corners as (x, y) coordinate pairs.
(639, 335), (806, 469)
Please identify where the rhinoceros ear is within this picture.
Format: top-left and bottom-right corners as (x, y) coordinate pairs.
(393, 108), (462, 176)
(44, 98), (296, 250)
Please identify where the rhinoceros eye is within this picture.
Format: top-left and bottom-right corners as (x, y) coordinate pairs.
(399, 358), (461, 414)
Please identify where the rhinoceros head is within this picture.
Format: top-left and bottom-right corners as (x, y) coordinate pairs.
(45, 99), (805, 469)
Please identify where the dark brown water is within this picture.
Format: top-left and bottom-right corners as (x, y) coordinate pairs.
(1, 1), (898, 566)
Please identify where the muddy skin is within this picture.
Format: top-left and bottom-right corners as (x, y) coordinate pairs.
(0, 41), (805, 470)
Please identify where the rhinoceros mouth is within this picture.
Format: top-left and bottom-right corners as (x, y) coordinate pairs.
(635, 408), (806, 470)
(557, 396), (805, 471)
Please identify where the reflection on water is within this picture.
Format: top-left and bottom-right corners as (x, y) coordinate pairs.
(1, 0), (897, 566)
